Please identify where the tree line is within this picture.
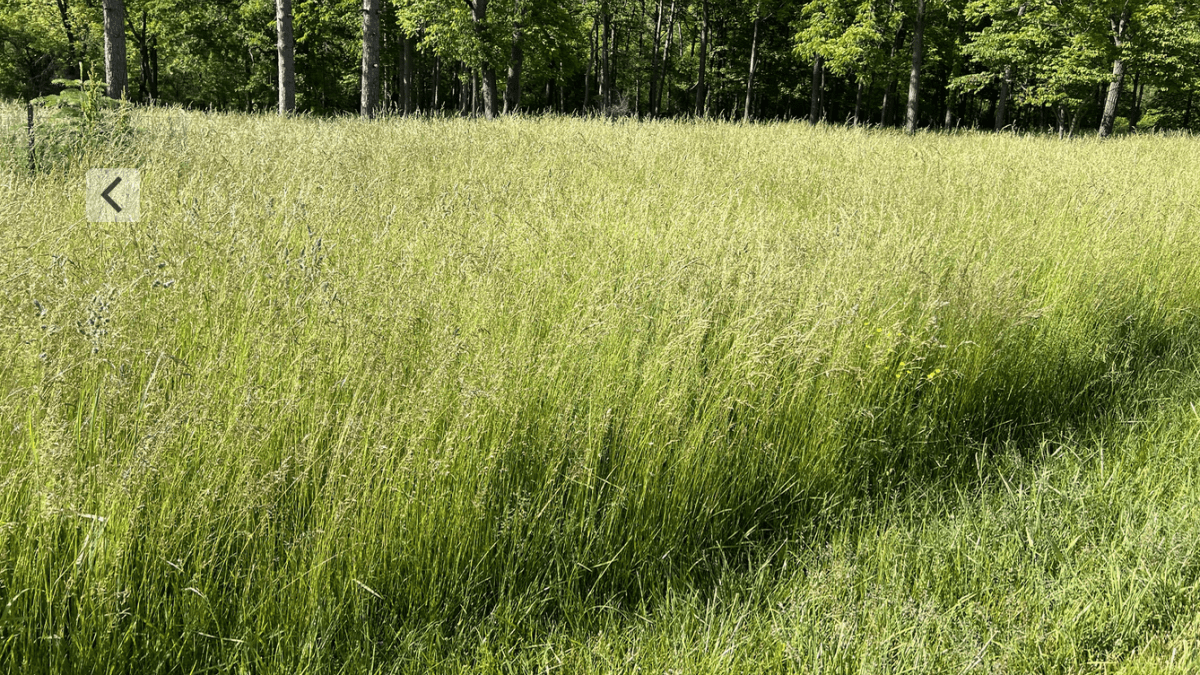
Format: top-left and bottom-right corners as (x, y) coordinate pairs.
(3, 0), (1198, 135)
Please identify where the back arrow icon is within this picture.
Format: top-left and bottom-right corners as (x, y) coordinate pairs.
(101, 177), (123, 212)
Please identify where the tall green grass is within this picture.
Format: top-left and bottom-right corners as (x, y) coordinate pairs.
(2, 106), (1200, 672)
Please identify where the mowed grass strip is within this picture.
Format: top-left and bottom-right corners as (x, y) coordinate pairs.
(2, 107), (1200, 672)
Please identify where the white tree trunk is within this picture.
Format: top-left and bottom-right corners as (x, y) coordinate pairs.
(743, 15), (759, 123)
(276, 0), (295, 114)
(904, 0), (925, 134)
(361, 0), (381, 118)
(1098, 9), (1129, 138)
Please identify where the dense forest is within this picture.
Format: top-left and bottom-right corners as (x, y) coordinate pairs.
(3, 0), (1198, 134)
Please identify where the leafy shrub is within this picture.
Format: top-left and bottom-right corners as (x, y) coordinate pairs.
(25, 74), (135, 171)
(1136, 113), (1161, 133)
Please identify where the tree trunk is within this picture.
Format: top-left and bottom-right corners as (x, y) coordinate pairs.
(466, 68), (474, 115)
(380, 14), (390, 110)
(433, 55), (441, 110)
(481, 68), (497, 119)
(600, 12), (609, 109)
(853, 77), (865, 126)
(471, 68), (479, 116)
(609, 18), (618, 110)
(131, 10), (148, 102)
(475, 65), (489, 118)
(694, 0), (708, 116)
(585, 16), (596, 110)
(825, 67), (837, 122)
(944, 57), (960, 128)
(1098, 58), (1126, 137)
(1184, 90), (1193, 130)
(1132, 70), (1143, 126)
(149, 34), (158, 99)
(1098, 9), (1128, 138)
(650, 0), (664, 115)
(505, 23), (523, 113)
(361, 0), (381, 117)
(665, 1), (677, 112)
(470, 0), (496, 119)
(102, 0), (128, 99)
(994, 4), (1026, 130)
(654, 0), (676, 115)
(403, 32), (414, 113)
(880, 18), (905, 126)
(276, 0), (295, 114)
(141, 11), (151, 102)
(635, 0), (645, 116)
(809, 54), (823, 124)
(600, 10), (612, 109)
(461, 63), (469, 115)
(667, 11), (681, 112)
(454, 62), (463, 114)
(243, 46), (254, 112)
(996, 66), (1012, 130)
(55, 0), (78, 79)
(904, 0), (924, 134)
(743, 14), (759, 123)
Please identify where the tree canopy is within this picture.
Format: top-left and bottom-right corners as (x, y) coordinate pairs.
(4, 0), (1198, 132)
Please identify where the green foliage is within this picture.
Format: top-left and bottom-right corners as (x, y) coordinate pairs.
(6, 0), (1200, 127)
(953, 0), (1106, 110)
(34, 76), (117, 122)
(401, 0), (479, 65)
(0, 0), (72, 100)
(293, 0), (360, 112)
(795, 0), (898, 80)
(1135, 111), (1160, 129)
(25, 73), (134, 172)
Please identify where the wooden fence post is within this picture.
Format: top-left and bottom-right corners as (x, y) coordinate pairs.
(27, 102), (36, 173)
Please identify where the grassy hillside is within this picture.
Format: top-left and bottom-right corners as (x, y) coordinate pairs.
(3, 107), (1200, 673)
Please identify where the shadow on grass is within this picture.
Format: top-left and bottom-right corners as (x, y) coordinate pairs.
(534, 302), (1200, 630)
(5, 299), (1200, 672)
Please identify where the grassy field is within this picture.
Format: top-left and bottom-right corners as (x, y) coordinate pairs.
(3, 106), (1200, 673)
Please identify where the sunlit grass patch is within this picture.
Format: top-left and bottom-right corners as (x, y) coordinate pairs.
(2, 104), (1200, 673)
